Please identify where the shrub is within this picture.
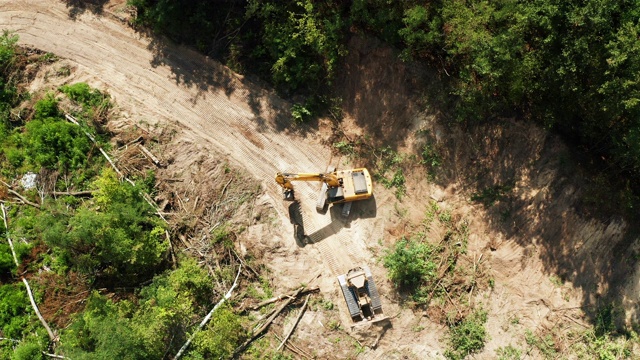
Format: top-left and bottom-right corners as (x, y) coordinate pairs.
(33, 93), (60, 119)
(190, 304), (246, 359)
(59, 83), (107, 109)
(24, 116), (93, 171)
(40, 168), (167, 279)
(62, 292), (151, 360)
(11, 340), (43, 360)
(445, 310), (488, 360)
(0, 30), (18, 71)
(383, 237), (437, 289)
(0, 283), (30, 339)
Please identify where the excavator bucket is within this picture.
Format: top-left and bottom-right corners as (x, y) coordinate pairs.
(283, 188), (295, 201)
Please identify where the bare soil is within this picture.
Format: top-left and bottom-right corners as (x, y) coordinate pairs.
(2, 1), (640, 358)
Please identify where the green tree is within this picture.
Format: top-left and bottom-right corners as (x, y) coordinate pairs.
(0, 283), (30, 339)
(131, 258), (214, 357)
(188, 304), (246, 360)
(62, 292), (151, 360)
(40, 168), (167, 279)
(246, 0), (347, 93)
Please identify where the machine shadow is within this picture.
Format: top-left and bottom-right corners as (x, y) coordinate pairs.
(304, 195), (377, 246)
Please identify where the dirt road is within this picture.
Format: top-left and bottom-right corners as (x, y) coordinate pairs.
(0, 0), (389, 281)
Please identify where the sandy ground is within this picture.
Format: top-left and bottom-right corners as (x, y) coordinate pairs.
(2, 1), (640, 359)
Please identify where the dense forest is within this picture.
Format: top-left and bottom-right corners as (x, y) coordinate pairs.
(130, 0), (640, 194)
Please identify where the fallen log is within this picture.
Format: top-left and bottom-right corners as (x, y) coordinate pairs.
(277, 294), (310, 351)
(42, 352), (67, 359)
(234, 286), (305, 356)
(249, 286), (319, 311)
(138, 143), (162, 166)
(51, 190), (95, 197)
(1, 204), (19, 268)
(274, 334), (312, 360)
(23, 278), (56, 343)
(0, 180), (40, 208)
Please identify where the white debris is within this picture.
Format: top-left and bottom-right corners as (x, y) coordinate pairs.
(20, 172), (37, 189)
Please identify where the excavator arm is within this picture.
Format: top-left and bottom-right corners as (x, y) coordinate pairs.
(275, 172), (341, 201)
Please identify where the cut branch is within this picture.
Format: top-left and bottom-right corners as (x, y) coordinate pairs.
(0, 337), (19, 343)
(249, 286), (319, 311)
(273, 334), (311, 360)
(42, 352), (67, 359)
(64, 113), (129, 182)
(234, 286), (306, 356)
(138, 143), (162, 166)
(0, 180), (40, 208)
(51, 190), (95, 197)
(174, 264), (242, 360)
(277, 294), (310, 351)
(23, 278), (56, 343)
(1, 204), (19, 268)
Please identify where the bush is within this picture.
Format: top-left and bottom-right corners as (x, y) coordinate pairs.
(0, 283), (30, 339)
(24, 116), (93, 171)
(33, 93), (60, 119)
(383, 237), (437, 289)
(131, 259), (214, 357)
(11, 340), (43, 360)
(445, 310), (488, 360)
(40, 168), (167, 279)
(59, 83), (107, 109)
(62, 292), (151, 360)
(190, 304), (246, 359)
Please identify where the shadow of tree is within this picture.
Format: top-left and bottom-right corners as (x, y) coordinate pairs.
(61, 0), (109, 20)
(143, 34), (316, 136)
(334, 34), (434, 149)
(432, 118), (640, 327)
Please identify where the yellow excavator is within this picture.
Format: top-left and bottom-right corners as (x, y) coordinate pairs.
(275, 168), (373, 216)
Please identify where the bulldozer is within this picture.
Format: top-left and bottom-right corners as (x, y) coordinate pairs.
(274, 168), (372, 216)
(337, 266), (383, 323)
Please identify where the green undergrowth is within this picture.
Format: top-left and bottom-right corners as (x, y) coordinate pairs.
(383, 201), (491, 358)
(0, 35), (260, 359)
(333, 133), (443, 199)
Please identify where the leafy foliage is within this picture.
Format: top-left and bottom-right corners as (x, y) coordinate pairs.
(59, 83), (107, 109)
(39, 168), (167, 279)
(0, 284), (30, 339)
(246, 0), (347, 94)
(0, 30), (19, 116)
(62, 260), (229, 359)
(444, 310), (488, 360)
(129, 0), (348, 97)
(62, 292), (152, 360)
(383, 237), (437, 289)
(188, 304), (246, 360)
(11, 340), (44, 360)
